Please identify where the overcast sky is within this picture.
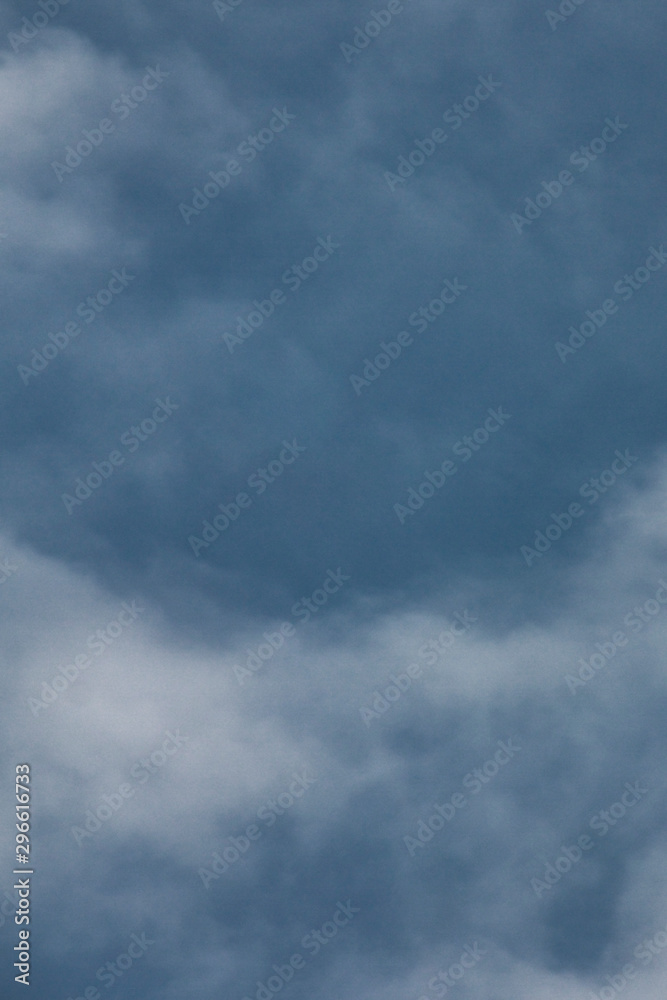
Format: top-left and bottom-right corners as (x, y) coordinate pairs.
(2, 1), (667, 998)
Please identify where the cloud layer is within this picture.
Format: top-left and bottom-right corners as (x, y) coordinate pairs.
(1, 1), (666, 998)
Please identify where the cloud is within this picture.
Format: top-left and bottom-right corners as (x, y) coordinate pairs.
(1, 1), (665, 997)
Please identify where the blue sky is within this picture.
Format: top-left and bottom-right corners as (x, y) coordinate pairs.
(1, 1), (667, 998)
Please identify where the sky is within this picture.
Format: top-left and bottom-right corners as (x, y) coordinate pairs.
(1, 0), (667, 998)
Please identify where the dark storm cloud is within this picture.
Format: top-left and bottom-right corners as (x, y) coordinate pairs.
(0, 10), (662, 635)
(1, 1), (665, 632)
